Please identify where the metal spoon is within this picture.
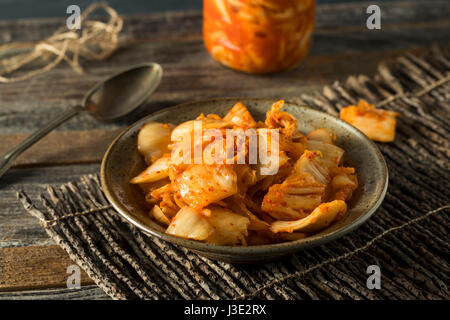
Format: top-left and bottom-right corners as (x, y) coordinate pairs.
(0, 62), (163, 179)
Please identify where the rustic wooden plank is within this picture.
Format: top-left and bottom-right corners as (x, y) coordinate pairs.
(0, 47), (440, 135)
(0, 129), (122, 167)
(0, 245), (94, 292)
(0, 285), (109, 300)
(315, 0), (450, 28)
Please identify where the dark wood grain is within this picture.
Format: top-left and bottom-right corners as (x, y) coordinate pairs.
(1, 49), (433, 133)
(0, 129), (122, 167)
(0, 285), (109, 300)
(0, 0), (448, 298)
(0, 245), (94, 291)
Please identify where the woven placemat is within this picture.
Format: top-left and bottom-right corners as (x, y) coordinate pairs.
(18, 45), (450, 300)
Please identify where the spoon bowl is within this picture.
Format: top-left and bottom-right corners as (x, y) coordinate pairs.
(84, 63), (163, 120)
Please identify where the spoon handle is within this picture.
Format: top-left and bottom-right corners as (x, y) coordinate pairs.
(0, 105), (83, 179)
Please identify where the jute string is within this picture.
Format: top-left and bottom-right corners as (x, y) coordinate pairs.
(0, 2), (123, 83)
(41, 204), (113, 228)
(375, 73), (450, 108)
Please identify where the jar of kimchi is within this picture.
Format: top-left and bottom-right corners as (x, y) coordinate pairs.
(203, 0), (315, 74)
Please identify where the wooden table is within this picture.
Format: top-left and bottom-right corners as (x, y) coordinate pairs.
(0, 0), (449, 299)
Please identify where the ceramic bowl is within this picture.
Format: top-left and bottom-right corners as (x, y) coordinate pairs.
(101, 98), (388, 263)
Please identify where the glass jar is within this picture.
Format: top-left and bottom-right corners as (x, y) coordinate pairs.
(203, 0), (315, 74)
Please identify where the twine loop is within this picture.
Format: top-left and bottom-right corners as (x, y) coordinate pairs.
(0, 2), (123, 83)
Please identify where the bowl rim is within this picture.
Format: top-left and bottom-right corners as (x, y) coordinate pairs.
(101, 97), (388, 255)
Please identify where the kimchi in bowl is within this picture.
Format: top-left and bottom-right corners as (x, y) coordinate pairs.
(101, 98), (388, 263)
